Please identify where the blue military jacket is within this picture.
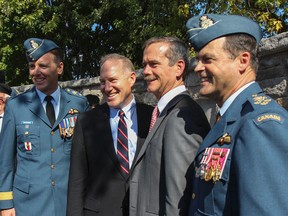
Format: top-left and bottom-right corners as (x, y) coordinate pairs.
(189, 83), (288, 215)
(0, 87), (89, 216)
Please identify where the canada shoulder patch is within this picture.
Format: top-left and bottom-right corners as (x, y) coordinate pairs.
(254, 113), (284, 125)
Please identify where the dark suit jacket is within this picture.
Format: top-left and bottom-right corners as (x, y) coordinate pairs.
(130, 91), (211, 216)
(67, 102), (153, 216)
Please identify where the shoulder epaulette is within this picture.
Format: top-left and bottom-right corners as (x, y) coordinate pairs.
(251, 94), (272, 106)
(64, 88), (85, 98)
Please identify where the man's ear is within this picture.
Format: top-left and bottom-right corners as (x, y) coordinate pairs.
(239, 52), (250, 73)
(57, 62), (64, 76)
(129, 71), (137, 87)
(175, 59), (185, 78)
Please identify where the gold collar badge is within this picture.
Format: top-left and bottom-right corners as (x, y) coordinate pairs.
(68, 109), (79, 115)
(216, 133), (231, 145)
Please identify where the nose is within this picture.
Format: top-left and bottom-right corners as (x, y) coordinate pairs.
(194, 60), (205, 74)
(30, 66), (41, 76)
(143, 65), (150, 75)
(102, 81), (112, 92)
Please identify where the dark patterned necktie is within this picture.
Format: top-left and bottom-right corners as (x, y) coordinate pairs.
(117, 110), (129, 175)
(45, 95), (55, 126)
(215, 112), (221, 124)
(149, 106), (159, 131)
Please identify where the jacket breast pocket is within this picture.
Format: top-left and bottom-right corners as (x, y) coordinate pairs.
(16, 125), (40, 156)
(63, 139), (72, 155)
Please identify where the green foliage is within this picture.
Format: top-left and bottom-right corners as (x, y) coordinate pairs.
(0, 0), (287, 86)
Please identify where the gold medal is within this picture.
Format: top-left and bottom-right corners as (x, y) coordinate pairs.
(205, 166), (214, 181)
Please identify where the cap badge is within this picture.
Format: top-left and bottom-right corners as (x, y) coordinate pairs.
(199, 15), (215, 28)
(30, 40), (39, 49)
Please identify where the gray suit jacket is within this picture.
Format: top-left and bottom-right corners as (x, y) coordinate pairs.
(129, 91), (210, 216)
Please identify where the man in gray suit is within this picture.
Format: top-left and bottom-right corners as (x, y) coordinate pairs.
(129, 36), (210, 216)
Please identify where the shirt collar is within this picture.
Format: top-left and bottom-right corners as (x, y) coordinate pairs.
(36, 86), (61, 104)
(220, 81), (254, 116)
(109, 95), (136, 119)
(157, 85), (186, 113)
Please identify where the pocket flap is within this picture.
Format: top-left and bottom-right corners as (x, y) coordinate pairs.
(13, 175), (30, 194)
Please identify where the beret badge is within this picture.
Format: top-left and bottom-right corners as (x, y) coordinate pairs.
(30, 40), (39, 49)
(199, 15), (215, 28)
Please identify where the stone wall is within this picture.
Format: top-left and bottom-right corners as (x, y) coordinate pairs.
(15, 32), (288, 125)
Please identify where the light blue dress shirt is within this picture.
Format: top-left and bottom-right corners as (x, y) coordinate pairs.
(219, 81), (254, 116)
(36, 86), (61, 120)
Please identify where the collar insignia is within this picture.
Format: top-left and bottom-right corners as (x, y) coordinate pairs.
(68, 109), (79, 115)
(216, 133), (231, 145)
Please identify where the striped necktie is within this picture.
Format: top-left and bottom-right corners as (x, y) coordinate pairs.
(117, 110), (129, 175)
(149, 106), (159, 131)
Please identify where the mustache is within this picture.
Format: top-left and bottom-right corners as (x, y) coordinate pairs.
(144, 76), (157, 81)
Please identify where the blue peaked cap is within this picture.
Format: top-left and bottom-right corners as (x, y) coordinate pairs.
(186, 14), (263, 51)
(24, 38), (59, 62)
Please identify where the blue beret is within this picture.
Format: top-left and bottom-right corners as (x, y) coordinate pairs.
(24, 38), (59, 62)
(186, 14), (263, 51)
(0, 83), (12, 95)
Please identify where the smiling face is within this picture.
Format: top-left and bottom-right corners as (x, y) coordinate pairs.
(142, 42), (185, 100)
(0, 93), (8, 115)
(194, 37), (249, 106)
(29, 52), (63, 95)
(100, 59), (136, 109)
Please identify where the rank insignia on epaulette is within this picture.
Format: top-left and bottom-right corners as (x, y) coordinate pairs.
(252, 94), (271, 105)
(196, 147), (230, 183)
(216, 133), (231, 145)
(59, 116), (78, 138)
(68, 108), (79, 115)
(24, 142), (32, 151)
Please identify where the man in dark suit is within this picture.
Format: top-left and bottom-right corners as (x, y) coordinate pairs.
(0, 38), (89, 216)
(129, 37), (211, 216)
(186, 14), (288, 215)
(67, 53), (153, 216)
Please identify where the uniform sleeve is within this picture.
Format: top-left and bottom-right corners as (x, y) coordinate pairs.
(66, 115), (88, 216)
(234, 111), (288, 215)
(163, 107), (208, 215)
(0, 101), (17, 210)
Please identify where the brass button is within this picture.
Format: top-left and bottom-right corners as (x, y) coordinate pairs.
(51, 148), (55, 153)
(25, 131), (29, 135)
(51, 131), (54, 135)
(192, 193), (196, 199)
(51, 164), (55, 169)
(51, 181), (55, 186)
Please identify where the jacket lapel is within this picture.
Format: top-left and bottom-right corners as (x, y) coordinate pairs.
(55, 89), (71, 128)
(196, 82), (263, 157)
(27, 87), (51, 126)
(133, 92), (190, 167)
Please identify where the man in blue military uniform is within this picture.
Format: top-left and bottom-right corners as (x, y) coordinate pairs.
(186, 14), (288, 215)
(0, 38), (89, 216)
